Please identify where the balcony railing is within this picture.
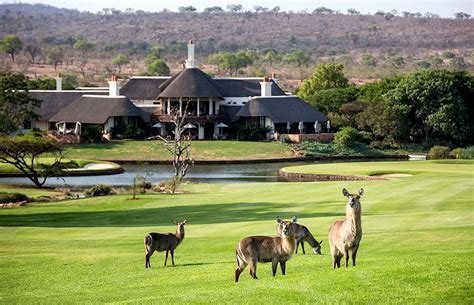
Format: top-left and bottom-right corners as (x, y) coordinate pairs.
(156, 113), (227, 123)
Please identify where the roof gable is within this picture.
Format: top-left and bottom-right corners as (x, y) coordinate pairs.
(120, 77), (169, 100)
(158, 68), (223, 99)
(213, 79), (286, 97)
(30, 90), (108, 121)
(49, 95), (149, 124)
(236, 96), (326, 123)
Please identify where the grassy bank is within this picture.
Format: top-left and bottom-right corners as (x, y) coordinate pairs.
(0, 159), (121, 174)
(63, 140), (295, 161)
(0, 161), (472, 303)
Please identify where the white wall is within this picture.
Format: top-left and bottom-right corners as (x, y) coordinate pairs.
(220, 97), (250, 107)
(31, 120), (49, 131)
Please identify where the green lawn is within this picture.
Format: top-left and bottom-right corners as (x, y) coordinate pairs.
(0, 161), (473, 303)
(64, 140), (295, 161)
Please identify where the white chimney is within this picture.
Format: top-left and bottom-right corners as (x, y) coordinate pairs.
(260, 76), (273, 97)
(55, 73), (62, 91)
(185, 40), (196, 68)
(108, 75), (120, 97)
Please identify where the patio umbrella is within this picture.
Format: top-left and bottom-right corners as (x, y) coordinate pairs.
(298, 121), (304, 134)
(326, 120), (331, 132)
(216, 122), (228, 136)
(183, 123), (196, 136)
(286, 121), (291, 133)
(314, 121), (319, 134)
(152, 122), (163, 128)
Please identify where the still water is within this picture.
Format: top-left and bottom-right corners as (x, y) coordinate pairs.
(0, 162), (313, 187)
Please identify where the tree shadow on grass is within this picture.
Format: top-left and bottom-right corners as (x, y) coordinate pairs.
(0, 202), (344, 228)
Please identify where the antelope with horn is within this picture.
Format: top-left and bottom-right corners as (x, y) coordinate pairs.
(235, 218), (298, 282)
(328, 188), (364, 268)
(276, 216), (322, 255)
(144, 219), (187, 268)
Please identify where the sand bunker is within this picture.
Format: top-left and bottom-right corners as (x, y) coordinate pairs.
(372, 173), (412, 178)
(83, 163), (115, 170)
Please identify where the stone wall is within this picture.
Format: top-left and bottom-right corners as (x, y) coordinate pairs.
(286, 133), (334, 143)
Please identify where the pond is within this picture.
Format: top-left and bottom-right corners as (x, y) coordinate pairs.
(0, 162), (313, 187)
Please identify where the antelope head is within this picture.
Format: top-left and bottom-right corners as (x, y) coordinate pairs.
(276, 218), (296, 238)
(173, 219), (187, 234)
(312, 240), (323, 255)
(342, 188), (364, 210)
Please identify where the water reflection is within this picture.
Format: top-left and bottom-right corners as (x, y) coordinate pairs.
(0, 162), (312, 187)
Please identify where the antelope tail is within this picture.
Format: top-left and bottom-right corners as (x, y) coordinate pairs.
(144, 235), (152, 253)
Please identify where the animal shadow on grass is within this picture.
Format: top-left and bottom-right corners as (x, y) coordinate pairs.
(0, 202), (344, 228)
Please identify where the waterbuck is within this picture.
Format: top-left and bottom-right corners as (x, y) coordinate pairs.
(328, 188), (363, 268)
(235, 218), (298, 282)
(276, 216), (323, 255)
(144, 219), (187, 268)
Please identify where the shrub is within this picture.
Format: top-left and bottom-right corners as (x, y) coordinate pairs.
(123, 125), (146, 139)
(236, 124), (270, 141)
(451, 146), (474, 159)
(334, 127), (361, 147)
(279, 134), (292, 144)
(82, 125), (103, 143)
(0, 192), (28, 204)
(86, 184), (114, 196)
(428, 146), (451, 159)
(134, 176), (152, 194)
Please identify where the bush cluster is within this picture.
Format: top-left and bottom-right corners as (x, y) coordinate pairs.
(0, 192), (28, 204)
(429, 146), (474, 159)
(334, 127), (361, 147)
(236, 125), (270, 141)
(86, 184), (114, 196)
(82, 125), (103, 143)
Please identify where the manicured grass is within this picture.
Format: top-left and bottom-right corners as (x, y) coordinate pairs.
(64, 140), (295, 161)
(0, 161), (473, 303)
(281, 159), (474, 177)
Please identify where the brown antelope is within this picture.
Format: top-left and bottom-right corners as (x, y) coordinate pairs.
(235, 218), (298, 282)
(144, 219), (187, 268)
(328, 188), (363, 268)
(276, 216), (323, 255)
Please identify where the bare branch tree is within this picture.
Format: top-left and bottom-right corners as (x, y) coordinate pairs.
(158, 101), (194, 192)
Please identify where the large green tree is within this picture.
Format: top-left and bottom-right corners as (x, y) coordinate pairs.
(296, 63), (353, 114)
(283, 50), (311, 80)
(112, 54), (129, 74)
(208, 51), (253, 76)
(0, 134), (66, 188)
(0, 72), (40, 133)
(0, 35), (23, 62)
(74, 39), (95, 77)
(383, 70), (474, 144)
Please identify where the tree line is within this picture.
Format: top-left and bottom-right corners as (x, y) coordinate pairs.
(297, 64), (474, 147)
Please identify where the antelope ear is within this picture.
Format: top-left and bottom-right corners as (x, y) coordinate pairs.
(319, 240), (323, 245)
(342, 188), (350, 197)
(276, 216), (282, 223)
(183, 219), (188, 224)
(292, 216), (298, 223)
(358, 188), (364, 196)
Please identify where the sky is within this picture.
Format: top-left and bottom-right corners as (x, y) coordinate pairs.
(1, 0), (472, 17)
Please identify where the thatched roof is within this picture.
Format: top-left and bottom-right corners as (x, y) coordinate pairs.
(158, 68), (223, 99)
(120, 77), (169, 100)
(49, 95), (150, 124)
(236, 96), (326, 123)
(213, 79), (286, 97)
(30, 90), (107, 120)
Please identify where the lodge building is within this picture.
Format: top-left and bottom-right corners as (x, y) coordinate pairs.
(30, 41), (326, 140)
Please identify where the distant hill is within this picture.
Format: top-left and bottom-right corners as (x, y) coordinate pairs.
(1, 3), (472, 54)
